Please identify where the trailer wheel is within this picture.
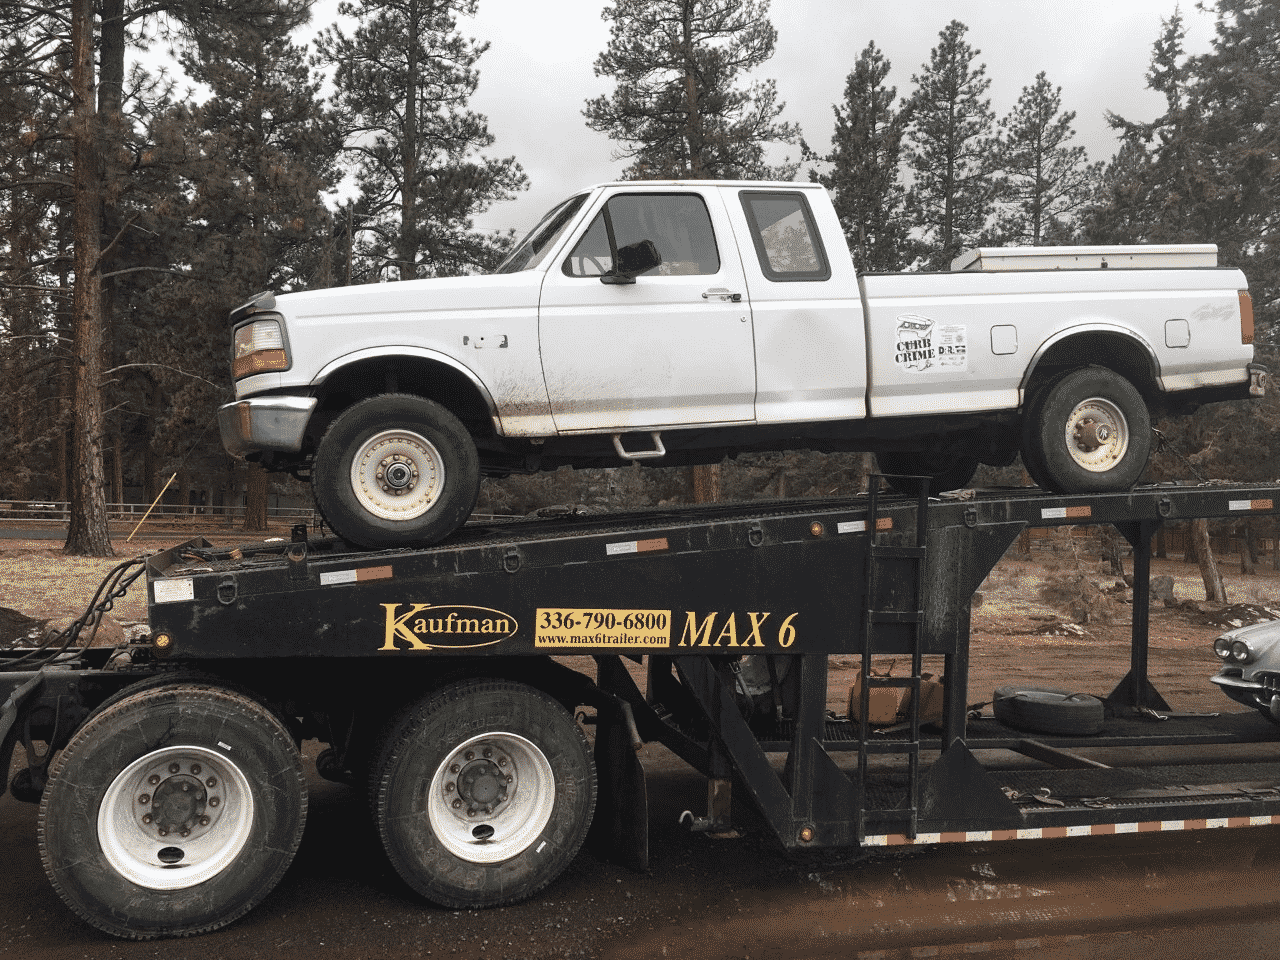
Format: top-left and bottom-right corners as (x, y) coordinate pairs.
(38, 684), (307, 940)
(374, 680), (595, 909)
(313, 393), (480, 548)
(875, 450), (980, 497)
(993, 685), (1105, 736)
(1024, 367), (1151, 494)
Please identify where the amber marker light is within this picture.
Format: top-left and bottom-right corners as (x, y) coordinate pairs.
(1241, 291), (1255, 344)
(809, 522), (825, 537)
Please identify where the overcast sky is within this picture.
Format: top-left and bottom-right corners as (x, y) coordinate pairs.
(301, 0), (1220, 236)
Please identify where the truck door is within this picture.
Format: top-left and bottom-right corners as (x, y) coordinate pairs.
(724, 188), (868, 423)
(538, 189), (756, 433)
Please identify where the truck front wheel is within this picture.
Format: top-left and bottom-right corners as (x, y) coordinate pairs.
(38, 684), (307, 939)
(313, 393), (480, 548)
(373, 680), (596, 909)
(1024, 366), (1151, 494)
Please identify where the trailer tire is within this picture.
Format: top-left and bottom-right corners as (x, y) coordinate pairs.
(313, 393), (480, 548)
(1024, 367), (1151, 494)
(373, 680), (596, 909)
(875, 450), (980, 497)
(38, 684), (307, 940)
(993, 685), (1105, 736)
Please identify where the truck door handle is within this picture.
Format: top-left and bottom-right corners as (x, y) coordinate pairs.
(702, 287), (743, 302)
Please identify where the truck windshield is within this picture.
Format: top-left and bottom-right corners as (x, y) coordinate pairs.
(494, 194), (589, 274)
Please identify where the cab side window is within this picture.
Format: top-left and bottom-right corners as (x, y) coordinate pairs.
(563, 193), (720, 277)
(740, 191), (831, 281)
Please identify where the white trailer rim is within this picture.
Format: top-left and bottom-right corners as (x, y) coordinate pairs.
(98, 745), (254, 890)
(427, 732), (555, 864)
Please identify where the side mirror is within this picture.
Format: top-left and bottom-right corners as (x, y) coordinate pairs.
(601, 239), (663, 284)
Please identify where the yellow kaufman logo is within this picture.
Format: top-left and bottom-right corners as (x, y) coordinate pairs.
(380, 604), (518, 651)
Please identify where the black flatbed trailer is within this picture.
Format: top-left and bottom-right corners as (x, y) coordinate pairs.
(4, 481), (1280, 938)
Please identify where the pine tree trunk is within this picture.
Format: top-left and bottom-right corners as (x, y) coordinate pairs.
(63, 0), (113, 557)
(1192, 517), (1226, 603)
(243, 462), (269, 531)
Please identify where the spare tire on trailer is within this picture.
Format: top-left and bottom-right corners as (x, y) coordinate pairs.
(992, 685), (1105, 736)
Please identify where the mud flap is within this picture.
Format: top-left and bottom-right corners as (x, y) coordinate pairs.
(587, 698), (649, 871)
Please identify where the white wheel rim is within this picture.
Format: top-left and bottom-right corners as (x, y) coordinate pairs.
(98, 745), (253, 890)
(1063, 397), (1129, 473)
(350, 429), (444, 521)
(427, 733), (555, 864)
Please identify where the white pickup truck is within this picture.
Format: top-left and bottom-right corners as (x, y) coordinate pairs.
(218, 180), (1264, 548)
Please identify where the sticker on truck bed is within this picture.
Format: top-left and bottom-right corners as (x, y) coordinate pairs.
(535, 608), (671, 648)
(894, 314), (967, 372)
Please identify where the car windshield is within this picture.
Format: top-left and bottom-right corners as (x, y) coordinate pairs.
(494, 194), (589, 274)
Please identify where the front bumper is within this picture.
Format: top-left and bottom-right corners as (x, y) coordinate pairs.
(218, 396), (317, 458)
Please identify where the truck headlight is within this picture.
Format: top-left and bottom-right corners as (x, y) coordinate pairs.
(232, 318), (289, 379)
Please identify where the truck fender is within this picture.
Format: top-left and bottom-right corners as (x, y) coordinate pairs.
(1020, 323), (1162, 401)
(311, 346), (501, 430)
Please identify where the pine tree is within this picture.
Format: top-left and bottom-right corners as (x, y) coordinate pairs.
(583, 0), (799, 181)
(140, 20), (340, 529)
(904, 20), (1000, 270)
(996, 73), (1101, 245)
(808, 42), (910, 272)
(317, 0), (526, 281)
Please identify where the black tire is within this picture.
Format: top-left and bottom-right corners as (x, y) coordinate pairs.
(992, 685), (1105, 736)
(1018, 373), (1067, 491)
(313, 393), (480, 548)
(373, 680), (596, 909)
(38, 684), (307, 940)
(874, 450), (980, 497)
(1023, 366), (1151, 494)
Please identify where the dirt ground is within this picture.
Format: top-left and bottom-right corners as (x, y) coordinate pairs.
(3, 530), (1280, 958)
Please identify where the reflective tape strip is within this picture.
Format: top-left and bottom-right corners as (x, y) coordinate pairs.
(1041, 505), (1092, 520)
(837, 517), (894, 534)
(862, 814), (1280, 847)
(319, 565), (393, 586)
(1230, 499), (1274, 511)
(606, 537), (669, 556)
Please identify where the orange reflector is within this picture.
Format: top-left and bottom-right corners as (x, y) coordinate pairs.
(1241, 290), (1255, 345)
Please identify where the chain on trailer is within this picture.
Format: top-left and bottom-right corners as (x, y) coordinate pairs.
(0, 555), (150, 801)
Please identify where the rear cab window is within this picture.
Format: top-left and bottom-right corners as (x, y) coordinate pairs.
(739, 191), (831, 282)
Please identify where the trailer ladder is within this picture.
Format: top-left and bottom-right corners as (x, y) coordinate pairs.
(855, 476), (930, 842)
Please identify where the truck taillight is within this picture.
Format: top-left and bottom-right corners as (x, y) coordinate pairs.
(232, 318), (289, 379)
(1241, 291), (1255, 345)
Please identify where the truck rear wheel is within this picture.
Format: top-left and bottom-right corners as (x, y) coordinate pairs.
(874, 450), (980, 497)
(1024, 366), (1151, 494)
(373, 680), (596, 909)
(38, 684), (307, 939)
(313, 393), (480, 548)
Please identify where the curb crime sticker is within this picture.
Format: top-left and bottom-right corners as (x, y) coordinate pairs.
(894, 314), (967, 372)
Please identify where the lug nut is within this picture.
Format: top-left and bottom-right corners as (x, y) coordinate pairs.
(149, 775), (160, 786)
(206, 777), (217, 788)
(452, 799), (462, 809)
(142, 814), (152, 824)
(465, 751), (475, 761)
(191, 764), (201, 775)
(158, 828), (168, 837)
(139, 794), (150, 805)
(483, 748), (492, 758)
(445, 783), (454, 793)
(209, 798), (220, 808)
(169, 763), (180, 774)
(199, 816), (210, 826)
(450, 764), (460, 774)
